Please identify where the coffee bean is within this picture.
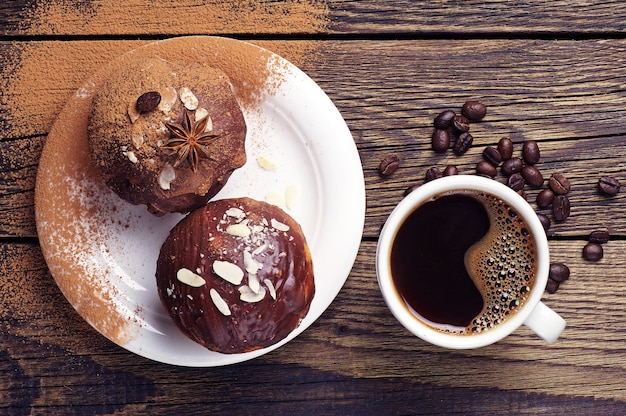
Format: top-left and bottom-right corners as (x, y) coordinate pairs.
(501, 157), (523, 176)
(476, 160), (497, 178)
(589, 229), (610, 244)
(443, 165), (458, 176)
(546, 278), (560, 294)
(508, 173), (525, 191)
(549, 173), (570, 195)
(461, 100), (487, 121)
(598, 176), (621, 195)
(482, 146), (502, 166)
(522, 140), (540, 165)
(536, 188), (555, 208)
(136, 91), (161, 113)
(497, 137), (514, 160)
(379, 154), (400, 177)
(537, 213), (551, 231)
(452, 114), (470, 133)
(403, 183), (421, 197)
(552, 195), (570, 222)
(517, 189), (528, 201)
(522, 165), (544, 188)
(432, 129), (450, 152)
(425, 166), (442, 182)
(583, 242), (603, 262)
(453, 132), (473, 155)
(549, 263), (570, 282)
(434, 110), (456, 129)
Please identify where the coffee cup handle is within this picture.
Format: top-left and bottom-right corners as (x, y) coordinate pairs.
(523, 301), (566, 344)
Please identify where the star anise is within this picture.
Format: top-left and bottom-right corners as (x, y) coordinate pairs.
(160, 109), (219, 172)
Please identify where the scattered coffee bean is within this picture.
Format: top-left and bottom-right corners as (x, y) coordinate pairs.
(501, 157), (523, 176)
(508, 173), (525, 191)
(549, 173), (570, 195)
(589, 229), (610, 244)
(452, 114), (470, 133)
(482, 146), (502, 166)
(476, 160), (497, 178)
(434, 110), (456, 129)
(549, 263), (570, 282)
(432, 129), (451, 152)
(546, 278), (560, 294)
(461, 100), (487, 121)
(582, 242), (603, 262)
(403, 183), (421, 197)
(453, 132), (473, 155)
(136, 91), (161, 113)
(379, 154), (400, 177)
(537, 213), (551, 231)
(598, 176), (621, 195)
(522, 165), (544, 188)
(522, 140), (540, 165)
(497, 137), (514, 160)
(425, 166), (442, 182)
(552, 195), (570, 222)
(443, 165), (458, 176)
(536, 188), (555, 208)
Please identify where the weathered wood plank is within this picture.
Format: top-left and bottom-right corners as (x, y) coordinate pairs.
(1, 240), (626, 413)
(1, 39), (625, 239)
(1, 0), (626, 36)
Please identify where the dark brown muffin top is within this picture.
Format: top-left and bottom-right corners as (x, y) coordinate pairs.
(156, 197), (315, 354)
(88, 58), (247, 215)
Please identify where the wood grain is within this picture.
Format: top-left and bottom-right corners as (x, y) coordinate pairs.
(1, 0), (626, 36)
(2, 39), (626, 238)
(2, 240), (626, 413)
(2, 0), (626, 413)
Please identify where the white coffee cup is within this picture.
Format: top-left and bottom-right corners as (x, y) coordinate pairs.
(376, 175), (565, 349)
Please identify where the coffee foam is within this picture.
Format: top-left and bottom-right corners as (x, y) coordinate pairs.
(457, 191), (537, 335)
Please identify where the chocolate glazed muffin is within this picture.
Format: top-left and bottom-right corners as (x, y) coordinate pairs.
(156, 198), (315, 354)
(88, 58), (247, 215)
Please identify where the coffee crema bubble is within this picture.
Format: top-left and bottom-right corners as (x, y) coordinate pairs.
(390, 190), (537, 336)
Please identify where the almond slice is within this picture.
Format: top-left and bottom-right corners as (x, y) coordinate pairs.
(264, 279), (277, 300)
(243, 250), (261, 275)
(271, 218), (290, 232)
(226, 223), (251, 238)
(176, 268), (206, 287)
(210, 288), (231, 316)
(248, 273), (260, 294)
(239, 285), (266, 303)
(212, 260), (244, 285)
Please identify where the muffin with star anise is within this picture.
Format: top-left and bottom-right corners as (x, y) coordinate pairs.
(88, 58), (247, 215)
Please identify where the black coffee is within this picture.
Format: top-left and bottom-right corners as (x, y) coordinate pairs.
(390, 191), (537, 335)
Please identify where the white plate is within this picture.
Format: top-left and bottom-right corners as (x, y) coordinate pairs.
(34, 36), (365, 366)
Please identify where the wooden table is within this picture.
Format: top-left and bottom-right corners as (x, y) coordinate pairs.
(2, 1), (626, 414)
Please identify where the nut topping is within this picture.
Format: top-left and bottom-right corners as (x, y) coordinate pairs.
(176, 268), (206, 287)
(226, 223), (251, 237)
(264, 279), (277, 300)
(212, 260), (244, 285)
(209, 288), (231, 316)
(239, 285), (266, 303)
(271, 218), (290, 232)
(179, 86), (199, 110)
(158, 163), (176, 190)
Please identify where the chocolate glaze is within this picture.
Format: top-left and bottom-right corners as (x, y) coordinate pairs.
(88, 58), (247, 215)
(156, 198), (315, 354)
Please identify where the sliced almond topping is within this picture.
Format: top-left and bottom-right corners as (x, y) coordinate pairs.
(256, 155), (277, 171)
(225, 207), (245, 219)
(248, 273), (260, 294)
(195, 107), (209, 123)
(132, 133), (144, 149)
(179, 87), (198, 110)
(271, 218), (290, 232)
(243, 250), (261, 275)
(264, 279), (277, 300)
(265, 191), (284, 207)
(124, 150), (138, 164)
(213, 260), (244, 285)
(158, 86), (177, 113)
(226, 223), (251, 238)
(285, 184), (300, 210)
(127, 100), (140, 123)
(158, 163), (176, 190)
(239, 285), (266, 303)
(176, 268), (206, 287)
(252, 244), (266, 256)
(210, 288), (231, 316)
